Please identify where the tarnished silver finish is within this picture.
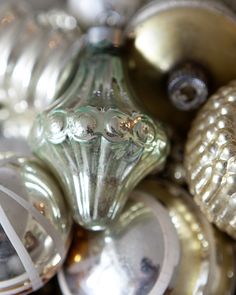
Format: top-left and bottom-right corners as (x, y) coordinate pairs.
(29, 38), (169, 230)
(185, 80), (236, 239)
(0, 1), (81, 114)
(58, 192), (180, 295)
(168, 62), (209, 111)
(0, 153), (72, 294)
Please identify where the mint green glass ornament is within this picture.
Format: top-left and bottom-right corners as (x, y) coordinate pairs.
(29, 29), (169, 230)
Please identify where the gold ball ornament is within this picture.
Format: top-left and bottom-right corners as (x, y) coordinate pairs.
(185, 80), (236, 239)
(0, 153), (72, 294)
(125, 0), (236, 131)
(137, 180), (236, 295)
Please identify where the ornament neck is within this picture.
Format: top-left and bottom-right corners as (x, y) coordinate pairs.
(87, 26), (123, 49)
(57, 39), (138, 111)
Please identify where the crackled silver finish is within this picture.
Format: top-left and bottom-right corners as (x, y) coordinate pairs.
(185, 80), (236, 239)
(29, 46), (169, 230)
(0, 1), (81, 114)
(0, 154), (71, 294)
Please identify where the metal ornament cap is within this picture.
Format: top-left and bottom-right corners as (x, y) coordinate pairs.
(185, 80), (236, 239)
(58, 191), (180, 295)
(29, 45), (169, 230)
(0, 154), (72, 294)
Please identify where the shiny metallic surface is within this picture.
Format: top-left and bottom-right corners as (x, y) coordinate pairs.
(0, 154), (72, 294)
(0, 136), (31, 156)
(58, 192), (180, 295)
(162, 136), (186, 185)
(185, 80), (236, 239)
(0, 109), (36, 139)
(37, 8), (79, 31)
(0, 1), (81, 113)
(125, 0), (236, 131)
(67, 0), (147, 29)
(137, 180), (236, 295)
(168, 62), (209, 111)
(29, 40), (169, 230)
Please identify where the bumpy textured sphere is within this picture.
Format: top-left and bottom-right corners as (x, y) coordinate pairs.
(185, 80), (236, 239)
(0, 154), (71, 294)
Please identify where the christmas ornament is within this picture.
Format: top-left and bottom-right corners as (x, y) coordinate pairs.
(0, 136), (31, 156)
(185, 80), (236, 239)
(0, 153), (72, 294)
(37, 8), (79, 31)
(0, 1), (81, 114)
(161, 133), (186, 185)
(137, 180), (236, 295)
(58, 179), (236, 295)
(29, 1), (169, 230)
(0, 109), (36, 140)
(58, 192), (180, 295)
(125, 0), (236, 130)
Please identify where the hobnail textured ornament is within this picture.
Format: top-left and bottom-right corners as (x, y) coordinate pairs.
(29, 34), (169, 230)
(185, 80), (236, 239)
(0, 153), (71, 294)
(58, 191), (180, 295)
(0, 1), (81, 114)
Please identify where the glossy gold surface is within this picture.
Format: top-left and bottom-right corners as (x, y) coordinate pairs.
(185, 80), (236, 239)
(125, 0), (236, 132)
(137, 180), (236, 295)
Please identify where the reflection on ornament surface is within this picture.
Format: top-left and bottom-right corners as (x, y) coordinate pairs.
(58, 192), (180, 295)
(185, 80), (236, 239)
(30, 41), (169, 230)
(0, 154), (72, 294)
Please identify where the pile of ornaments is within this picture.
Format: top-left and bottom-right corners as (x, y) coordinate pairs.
(1, 0), (236, 294)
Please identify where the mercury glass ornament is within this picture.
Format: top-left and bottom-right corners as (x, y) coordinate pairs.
(125, 0), (236, 130)
(0, 153), (72, 294)
(58, 179), (235, 295)
(0, 1), (81, 114)
(185, 80), (236, 240)
(29, 27), (169, 230)
(138, 180), (236, 295)
(58, 192), (180, 295)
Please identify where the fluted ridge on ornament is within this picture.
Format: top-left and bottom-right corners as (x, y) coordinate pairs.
(185, 80), (236, 238)
(0, 1), (81, 113)
(30, 51), (169, 230)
